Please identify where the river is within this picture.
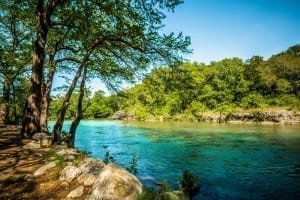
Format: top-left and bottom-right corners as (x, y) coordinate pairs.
(57, 120), (300, 200)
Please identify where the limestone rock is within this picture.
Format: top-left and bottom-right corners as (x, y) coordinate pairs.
(77, 173), (97, 186)
(23, 141), (40, 149)
(59, 166), (82, 182)
(86, 163), (142, 200)
(56, 148), (78, 156)
(60, 181), (69, 187)
(67, 185), (84, 198)
(32, 132), (49, 141)
(79, 158), (104, 174)
(34, 161), (56, 177)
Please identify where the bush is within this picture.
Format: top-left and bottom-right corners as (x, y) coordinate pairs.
(241, 93), (265, 109)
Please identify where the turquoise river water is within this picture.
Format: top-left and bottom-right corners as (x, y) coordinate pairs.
(56, 120), (300, 200)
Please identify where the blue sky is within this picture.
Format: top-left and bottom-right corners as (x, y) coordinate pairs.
(163, 0), (300, 63)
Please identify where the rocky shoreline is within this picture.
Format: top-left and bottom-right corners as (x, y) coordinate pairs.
(0, 125), (197, 200)
(0, 126), (142, 200)
(112, 109), (300, 124)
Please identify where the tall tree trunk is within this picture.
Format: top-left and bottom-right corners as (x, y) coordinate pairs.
(21, 0), (66, 137)
(2, 79), (10, 124)
(21, 1), (46, 137)
(40, 61), (55, 133)
(68, 65), (87, 147)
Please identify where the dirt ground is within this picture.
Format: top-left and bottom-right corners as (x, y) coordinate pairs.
(0, 125), (87, 200)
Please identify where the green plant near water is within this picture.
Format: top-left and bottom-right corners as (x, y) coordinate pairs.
(127, 155), (138, 175)
(104, 151), (115, 164)
(73, 150), (89, 167)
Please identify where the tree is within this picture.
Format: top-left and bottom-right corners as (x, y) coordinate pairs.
(0, 1), (32, 124)
(49, 0), (190, 145)
(21, 0), (68, 137)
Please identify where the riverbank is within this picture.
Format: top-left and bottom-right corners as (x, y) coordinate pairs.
(112, 108), (300, 124)
(0, 125), (142, 199)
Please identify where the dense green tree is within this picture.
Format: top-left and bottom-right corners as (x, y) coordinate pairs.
(0, 1), (33, 124)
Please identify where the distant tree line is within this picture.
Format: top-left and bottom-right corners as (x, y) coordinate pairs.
(48, 45), (300, 121)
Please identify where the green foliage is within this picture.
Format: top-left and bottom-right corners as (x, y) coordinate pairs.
(104, 151), (115, 164)
(240, 93), (265, 109)
(109, 45), (300, 120)
(127, 155), (138, 175)
(49, 45), (300, 122)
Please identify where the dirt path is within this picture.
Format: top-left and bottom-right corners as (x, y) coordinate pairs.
(0, 125), (82, 200)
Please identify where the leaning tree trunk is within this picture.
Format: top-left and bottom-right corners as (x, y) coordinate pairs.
(52, 60), (85, 143)
(40, 60), (56, 133)
(68, 65), (87, 147)
(52, 38), (102, 143)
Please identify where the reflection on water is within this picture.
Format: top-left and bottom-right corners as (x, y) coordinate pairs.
(55, 120), (300, 200)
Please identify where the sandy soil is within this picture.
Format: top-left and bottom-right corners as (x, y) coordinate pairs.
(0, 125), (86, 200)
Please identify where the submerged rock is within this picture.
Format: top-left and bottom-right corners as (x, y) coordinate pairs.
(180, 170), (200, 198)
(86, 163), (142, 200)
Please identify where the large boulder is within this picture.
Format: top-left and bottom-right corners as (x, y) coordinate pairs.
(86, 163), (142, 200)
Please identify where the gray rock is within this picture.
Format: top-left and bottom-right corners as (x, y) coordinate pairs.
(67, 185), (84, 198)
(86, 163), (142, 200)
(59, 166), (82, 182)
(77, 173), (97, 186)
(34, 161), (56, 177)
(79, 158), (104, 174)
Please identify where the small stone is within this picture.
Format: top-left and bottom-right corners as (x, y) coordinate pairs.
(67, 185), (84, 198)
(60, 181), (69, 187)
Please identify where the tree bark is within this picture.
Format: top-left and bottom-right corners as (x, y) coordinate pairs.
(40, 56), (56, 133)
(1, 79), (10, 124)
(68, 65), (87, 147)
(21, 0), (66, 137)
